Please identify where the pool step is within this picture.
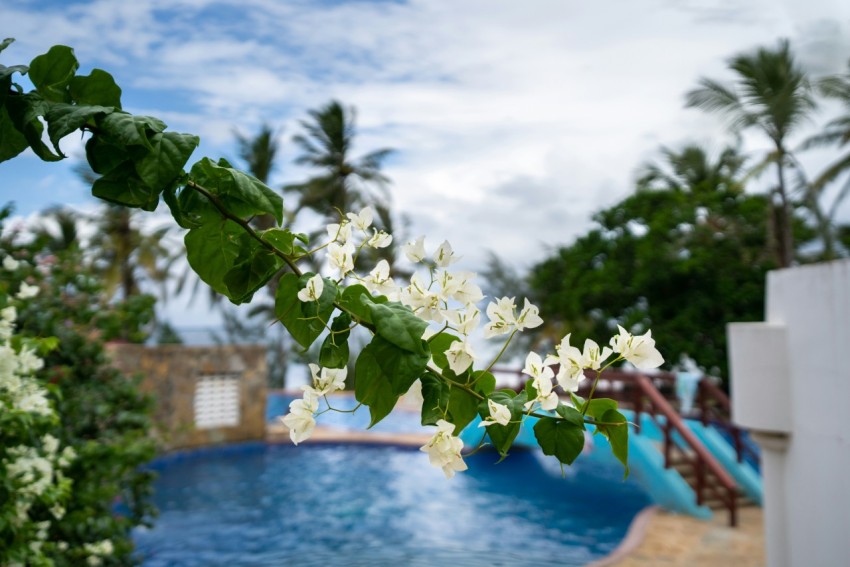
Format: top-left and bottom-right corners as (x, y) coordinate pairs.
(667, 454), (758, 510)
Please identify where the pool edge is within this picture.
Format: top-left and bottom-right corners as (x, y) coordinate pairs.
(584, 505), (659, 567)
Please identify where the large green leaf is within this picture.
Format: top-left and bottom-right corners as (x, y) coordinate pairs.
(319, 312), (351, 369)
(420, 373), (450, 426)
(45, 102), (113, 151)
(355, 336), (428, 427)
(261, 228), (308, 256)
(338, 284), (388, 325)
(189, 157), (283, 224)
(69, 69), (122, 108)
(596, 409), (630, 477)
(28, 45), (78, 103)
(222, 247), (283, 304)
(4, 92), (62, 161)
(533, 415), (586, 466)
(481, 390), (527, 458)
(97, 112), (166, 150)
(90, 161), (159, 210)
(184, 218), (243, 297)
(135, 131), (199, 191)
(366, 300), (427, 355)
(274, 272), (337, 349)
(85, 135), (129, 175)
(0, 106), (27, 162)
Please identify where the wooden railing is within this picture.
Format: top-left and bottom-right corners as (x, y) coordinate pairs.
(632, 373), (739, 526)
(696, 378), (760, 467)
(492, 367), (744, 526)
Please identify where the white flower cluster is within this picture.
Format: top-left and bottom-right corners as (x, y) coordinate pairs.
(281, 364), (348, 445)
(1, 261), (76, 562)
(282, 211), (663, 479)
(83, 539), (115, 566)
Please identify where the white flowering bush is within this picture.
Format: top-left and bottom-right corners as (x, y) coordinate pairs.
(0, 267), (75, 566)
(0, 40), (665, 483)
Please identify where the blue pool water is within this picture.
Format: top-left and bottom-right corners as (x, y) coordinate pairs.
(134, 443), (650, 566)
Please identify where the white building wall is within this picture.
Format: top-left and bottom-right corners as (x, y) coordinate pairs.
(729, 260), (850, 567)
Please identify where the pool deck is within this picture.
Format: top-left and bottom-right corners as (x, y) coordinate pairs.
(267, 424), (765, 567)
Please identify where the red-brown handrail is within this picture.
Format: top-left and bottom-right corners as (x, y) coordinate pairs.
(696, 378), (759, 466)
(633, 373), (739, 526)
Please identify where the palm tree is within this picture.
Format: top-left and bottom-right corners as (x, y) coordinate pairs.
(686, 39), (816, 267)
(803, 61), (850, 236)
(286, 100), (394, 219)
(637, 144), (747, 195)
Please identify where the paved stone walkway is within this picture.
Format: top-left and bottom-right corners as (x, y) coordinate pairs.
(606, 506), (765, 566)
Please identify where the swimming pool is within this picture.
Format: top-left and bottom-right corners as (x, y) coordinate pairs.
(133, 442), (650, 566)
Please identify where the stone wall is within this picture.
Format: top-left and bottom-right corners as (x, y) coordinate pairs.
(106, 344), (267, 450)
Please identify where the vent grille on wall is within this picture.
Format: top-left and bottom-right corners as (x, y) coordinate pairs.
(194, 374), (241, 429)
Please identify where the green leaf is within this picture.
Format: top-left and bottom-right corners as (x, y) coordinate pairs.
(338, 284), (387, 325)
(98, 111), (166, 150)
(189, 157), (283, 224)
(355, 336), (429, 427)
(447, 386), (479, 433)
(4, 92), (62, 161)
(481, 390), (527, 458)
(597, 409), (630, 477)
(420, 373), (450, 426)
(554, 404), (586, 427)
(0, 38), (16, 54)
(428, 331), (460, 372)
(222, 247), (283, 304)
(274, 272), (336, 349)
(28, 45), (78, 103)
(319, 313), (351, 369)
(69, 68), (122, 108)
(366, 300), (428, 355)
(135, 131), (199, 191)
(0, 106), (27, 162)
(45, 102), (113, 150)
(533, 415), (585, 466)
(85, 135), (129, 175)
(184, 218), (243, 297)
(584, 398), (618, 422)
(261, 228), (308, 256)
(471, 371), (496, 396)
(91, 161), (159, 210)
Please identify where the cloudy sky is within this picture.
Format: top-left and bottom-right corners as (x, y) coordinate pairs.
(2, 0), (850, 328)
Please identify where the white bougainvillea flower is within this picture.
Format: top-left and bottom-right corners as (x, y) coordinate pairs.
(16, 282), (39, 300)
(401, 272), (441, 322)
(483, 296), (517, 338)
(403, 235), (427, 263)
(434, 270), (459, 302)
(433, 240), (460, 267)
(328, 242), (355, 278)
(609, 325), (664, 370)
(366, 229), (393, 249)
(440, 305), (480, 336)
(544, 334), (585, 393)
(581, 338), (613, 371)
(420, 419), (468, 479)
(450, 272), (484, 304)
(308, 363), (347, 395)
(523, 352), (559, 410)
(363, 259), (398, 298)
(445, 338), (476, 374)
(3, 255), (19, 271)
(346, 207), (374, 231)
(405, 379), (424, 408)
(478, 399), (512, 428)
(327, 220), (353, 244)
(515, 298), (543, 331)
(297, 274), (324, 303)
(282, 392), (319, 445)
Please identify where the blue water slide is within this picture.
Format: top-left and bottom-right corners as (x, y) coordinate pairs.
(685, 420), (762, 505)
(460, 413), (713, 519)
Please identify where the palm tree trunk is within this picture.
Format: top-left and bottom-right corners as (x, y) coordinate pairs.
(775, 147), (794, 267)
